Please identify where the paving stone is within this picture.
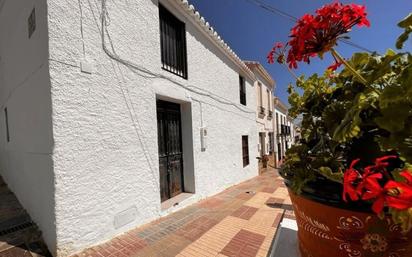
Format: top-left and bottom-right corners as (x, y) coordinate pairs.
(231, 206), (259, 221)
(0, 244), (33, 257)
(71, 168), (292, 257)
(220, 230), (265, 257)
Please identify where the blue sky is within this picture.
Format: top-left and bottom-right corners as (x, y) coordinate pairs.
(189, 0), (412, 104)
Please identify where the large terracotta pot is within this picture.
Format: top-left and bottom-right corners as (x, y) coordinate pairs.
(289, 189), (412, 257)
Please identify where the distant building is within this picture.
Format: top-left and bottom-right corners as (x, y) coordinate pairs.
(273, 97), (297, 167)
(244, 61), (275, 172)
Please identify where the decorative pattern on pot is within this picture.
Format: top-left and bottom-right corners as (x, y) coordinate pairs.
(289, 190), (412, 257)
(360, 234), (388, 252)
(338, 216), (364, 230)
(339, 243), (361, 257)
(295, 205), (333, 240)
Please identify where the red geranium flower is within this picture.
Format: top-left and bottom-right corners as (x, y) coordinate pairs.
(356, 171), (383, 196)
(267, 42), (285, 64)
(400, 170), (412, 184)
(362, 171), (412, 214)
(343, 159), (361, 202)
(374, 155), (397, 169)
(362, 173), (386, 214)
(327, 61), (342, 71)
(284, 2), (370, 69)
(384, 181), (412, 211)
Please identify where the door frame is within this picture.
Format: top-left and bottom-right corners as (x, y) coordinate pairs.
(156, 99), (185, 202)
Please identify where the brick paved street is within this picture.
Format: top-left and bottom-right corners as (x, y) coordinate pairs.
(71, 168), (294, 257)
(0, 176), (51, 257)
(0, 168), (293, 257)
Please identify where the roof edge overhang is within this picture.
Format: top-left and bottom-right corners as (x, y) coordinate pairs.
(167, 0), (256, 82)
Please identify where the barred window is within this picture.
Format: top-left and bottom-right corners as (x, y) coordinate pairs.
(239, 75), (246, 105)
(159, 4), (188, 79)
(242, 136), (249, 167)
(4, 108), (9, 142)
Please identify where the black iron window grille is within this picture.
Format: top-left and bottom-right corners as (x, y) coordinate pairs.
(159, 4), (188, 79)
(239, 75), (246, 105)
(242, 135), (249, 167)
(268, 110), (273, 119)
(28, 8), (36, 38)
(4, 108), (9, 142)
(259, 106), (266, 116)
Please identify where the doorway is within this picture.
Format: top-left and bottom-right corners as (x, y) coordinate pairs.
(259, 132), (265, 157)
(157, 100), (184, 202)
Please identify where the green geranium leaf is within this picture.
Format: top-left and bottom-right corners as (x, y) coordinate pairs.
(398, 13), (412, 28)
(396, 13), (412, 49)
(318, 167), (343, 184)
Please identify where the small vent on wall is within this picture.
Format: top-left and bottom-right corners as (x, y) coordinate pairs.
(114, 206), (138, 229)
(28, 7), (36, 38)
(0, 221), (34, 236)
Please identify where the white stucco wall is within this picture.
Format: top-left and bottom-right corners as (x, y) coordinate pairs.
(47, 0), (258, 255)
(0, 0), (56, 251)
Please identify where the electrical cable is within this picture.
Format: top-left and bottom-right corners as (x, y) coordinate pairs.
(98, 0), (259, 186)
(101, 0), (256, 115)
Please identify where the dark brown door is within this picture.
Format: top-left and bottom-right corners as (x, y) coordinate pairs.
(157, 100), (184, 202)
(259, 133), (265, 157)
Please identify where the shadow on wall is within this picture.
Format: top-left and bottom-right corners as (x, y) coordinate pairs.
(0, 0), (56, 255)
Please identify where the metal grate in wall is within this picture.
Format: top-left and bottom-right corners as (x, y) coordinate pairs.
(159, 4), (188, 79)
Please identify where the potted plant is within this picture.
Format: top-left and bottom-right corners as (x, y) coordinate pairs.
(262, 154), (269, 168)
(267, 2), (412, 257)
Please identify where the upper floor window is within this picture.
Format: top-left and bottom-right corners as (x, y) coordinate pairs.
(258, 82), (263, 107)
(239, 75), (246, 105)
(159, 4), (188, 79)
(276, 113), (279, 131)
(4, 108), (9, 142)
(267, 89), (270, 110)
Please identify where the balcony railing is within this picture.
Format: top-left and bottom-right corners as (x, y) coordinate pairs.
(258, 106), (265, 117)
(268, 110), (273, 119)
(277, 125), (291, 136)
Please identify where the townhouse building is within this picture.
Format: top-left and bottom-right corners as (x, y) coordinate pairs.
(0, 0), (260, 255)
(273, 97), (294, 167)
(244, 61), (275, 172)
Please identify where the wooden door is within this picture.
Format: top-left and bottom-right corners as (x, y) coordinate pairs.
(157, 100), (184, 202)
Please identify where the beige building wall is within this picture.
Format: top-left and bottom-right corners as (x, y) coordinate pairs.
(244, 62), (275, 165)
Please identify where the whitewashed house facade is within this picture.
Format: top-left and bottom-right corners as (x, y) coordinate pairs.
(273, 97), (292, 167)
(244, 62), (275, 168)
(0, 0), (259, 256)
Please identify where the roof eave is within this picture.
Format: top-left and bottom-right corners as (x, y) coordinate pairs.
(169, 0), (256, 81)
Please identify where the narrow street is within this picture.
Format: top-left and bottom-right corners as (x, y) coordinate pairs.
(70, 168), (294, 257)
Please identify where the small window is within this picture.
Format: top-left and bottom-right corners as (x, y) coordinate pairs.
(267, 89), (270, 110)
(258, 82), (262, 107)
(28, 8), (36, 38)
(239, 75), (246, 105)
(4, 108), (9, 142)
(242, 135), (249, 167)
(159, 4), (188, 79)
